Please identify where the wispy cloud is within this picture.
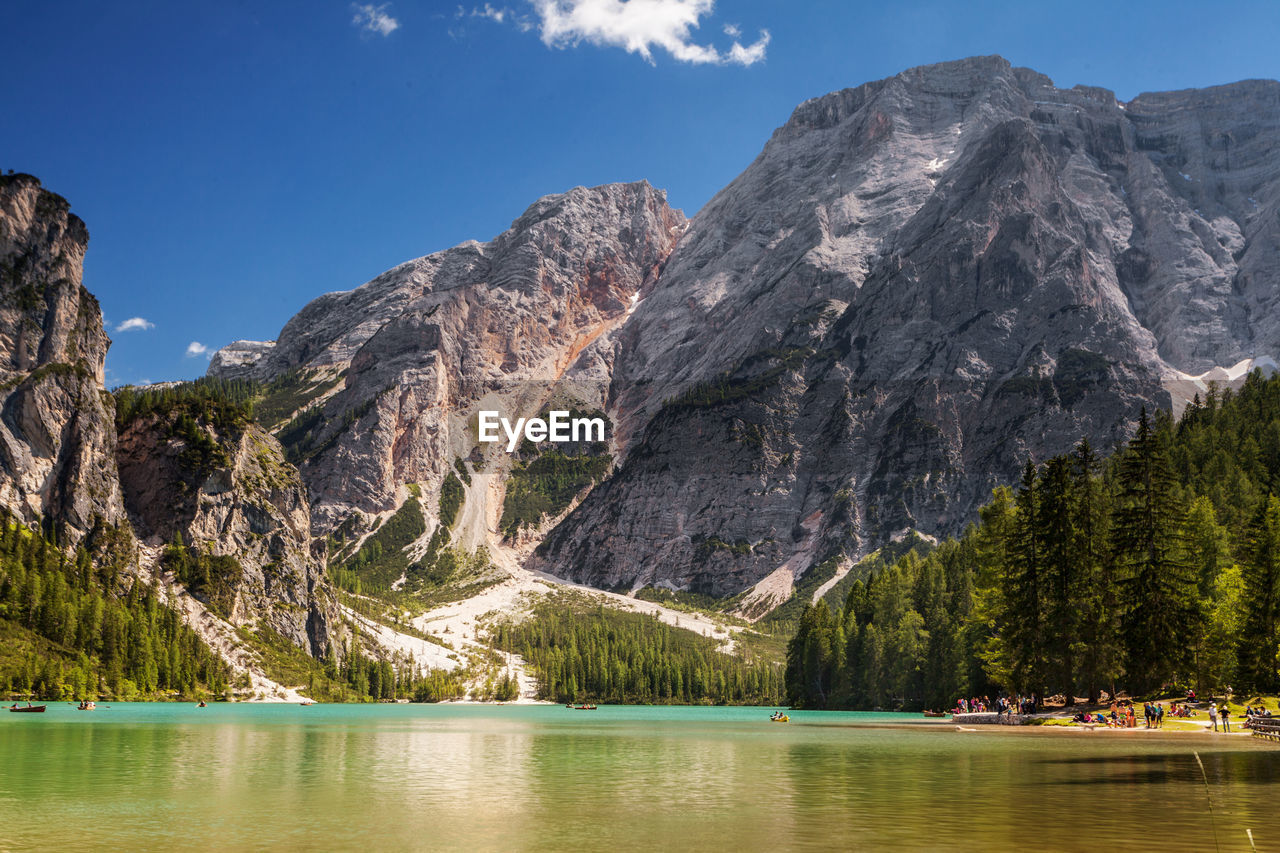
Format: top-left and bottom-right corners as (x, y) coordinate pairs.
(185, 342), (211, 359)
(722, 22), (739, 38)
(529, 0), (769, 66)
(454, 4), (534, 33)
(114, 317), (155, 333)
(352, 3), (400, 36)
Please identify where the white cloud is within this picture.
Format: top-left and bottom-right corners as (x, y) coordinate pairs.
(185, 342), (211, 359)
(722, 22), (739, 37)
(530, 0), (769, 66)
(726, 28), (768, 66)
(114, 317), (155, 333)
(473, 3), (508, 22)
(352, 3), (400, 36)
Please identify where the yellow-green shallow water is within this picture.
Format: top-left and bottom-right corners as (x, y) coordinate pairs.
(1, 703), (1277, 850)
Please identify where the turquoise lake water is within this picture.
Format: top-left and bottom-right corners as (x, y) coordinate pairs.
(2, 702), (1277, 850)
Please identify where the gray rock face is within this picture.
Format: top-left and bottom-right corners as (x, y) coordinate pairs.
(210, 181), (685, 530)
(208, 341), (276, 380)
(537, 57), (1280, 594)
(0, 174), (126, 537)
(116, 413), (337, 655)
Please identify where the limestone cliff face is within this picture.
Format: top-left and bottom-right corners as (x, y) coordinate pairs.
(0, 174), (125, 538)
(116, 412), (337, 655)
(537, 57), (1280, 594)
(210, 181), (685, 531)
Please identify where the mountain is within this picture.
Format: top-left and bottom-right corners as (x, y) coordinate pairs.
(0, 175), (340, 694)
(0, 173), (126, 538)
(212, 57), (1280, 608)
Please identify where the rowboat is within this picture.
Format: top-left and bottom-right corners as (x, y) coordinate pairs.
(9, 703), (46, 713)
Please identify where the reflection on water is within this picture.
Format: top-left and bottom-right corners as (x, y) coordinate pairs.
(1, 705), (1277, 850)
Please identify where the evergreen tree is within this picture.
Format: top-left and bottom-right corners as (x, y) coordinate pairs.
(1240, 494), (1280, 691)
(1110, 410), (1199, 693)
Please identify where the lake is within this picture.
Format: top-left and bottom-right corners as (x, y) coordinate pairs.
(2, 703), (1277, 850)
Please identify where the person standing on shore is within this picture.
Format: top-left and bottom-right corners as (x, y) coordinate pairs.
(1209, 702), (1219, 732)
(1220, 704), (1231, 732)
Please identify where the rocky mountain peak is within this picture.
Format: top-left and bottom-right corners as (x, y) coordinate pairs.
(0, 173), (124, 537)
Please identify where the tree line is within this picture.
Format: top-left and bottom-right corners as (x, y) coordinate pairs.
(493, 600), (782, 704)
(787, 372), (1280, 710)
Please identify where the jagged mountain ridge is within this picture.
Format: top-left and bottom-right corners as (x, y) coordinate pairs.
(211, 56), (1280, 599)
(212, 181), (684, 535)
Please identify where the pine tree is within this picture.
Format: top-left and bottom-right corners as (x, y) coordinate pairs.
(1071, 439), (1119, 702)
(1038, 455), (1078, 701)
(1111, 410), (1200, 693)
(1005, 461), (1048, 697)
(1240, 494), (1280, 691)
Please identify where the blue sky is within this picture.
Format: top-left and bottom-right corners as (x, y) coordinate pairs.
(5, 0), (1279, 386)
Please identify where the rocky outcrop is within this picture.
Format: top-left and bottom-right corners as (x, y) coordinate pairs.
(116, 410), (338, 655)
(211, 181), (685, 531)
(0, 174), (126, 538)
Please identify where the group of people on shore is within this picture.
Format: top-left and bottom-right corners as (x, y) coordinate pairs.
(953, 695), (1038, 716)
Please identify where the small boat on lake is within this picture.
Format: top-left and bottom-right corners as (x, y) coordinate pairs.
(574, 704), (598, 710)
(77, 700), (96, 711)
(922, 710), (947, 718)
(9, 703), (46, 713)
(197, 701), (207, 708)
(299, 700), (315, 706)
(770, 712), (789, 722)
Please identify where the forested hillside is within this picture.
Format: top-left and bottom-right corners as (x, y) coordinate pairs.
(786, 372), (1280, 710)
(493, 597), (782, 705)
(0, 512), (230, 700)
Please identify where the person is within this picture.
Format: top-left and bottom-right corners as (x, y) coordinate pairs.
(1220, 704), (1231, 732)
(1209, 702), (1219, 732)
(1156, 703), (1164, 728)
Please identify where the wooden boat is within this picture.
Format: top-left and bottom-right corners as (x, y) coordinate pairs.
(197, 701), (207, 708)
(299, 700), (315, 706)
(9, 703), (46, 713)
(77, 700), (96, 711)
(574, 704), (598, 710)
(923, 710), (947, 718)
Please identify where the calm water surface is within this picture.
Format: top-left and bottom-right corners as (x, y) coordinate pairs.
(2, 703), (1277, 850)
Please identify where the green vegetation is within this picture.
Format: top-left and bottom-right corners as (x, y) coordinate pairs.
(276, 395), (377, 465)
(491, 595), (782, 704)
(0, 512), (230, 700)
(500, 450), (610, 536)
(253, 368), (344, 429)
(439, 471), (464, 529)
(159, 537), (243, 620)
(331, 498), (426, 592)
(115, 378), (260, 477)
(238, 621), (467, 703)
(786, 372), (1280, 710)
